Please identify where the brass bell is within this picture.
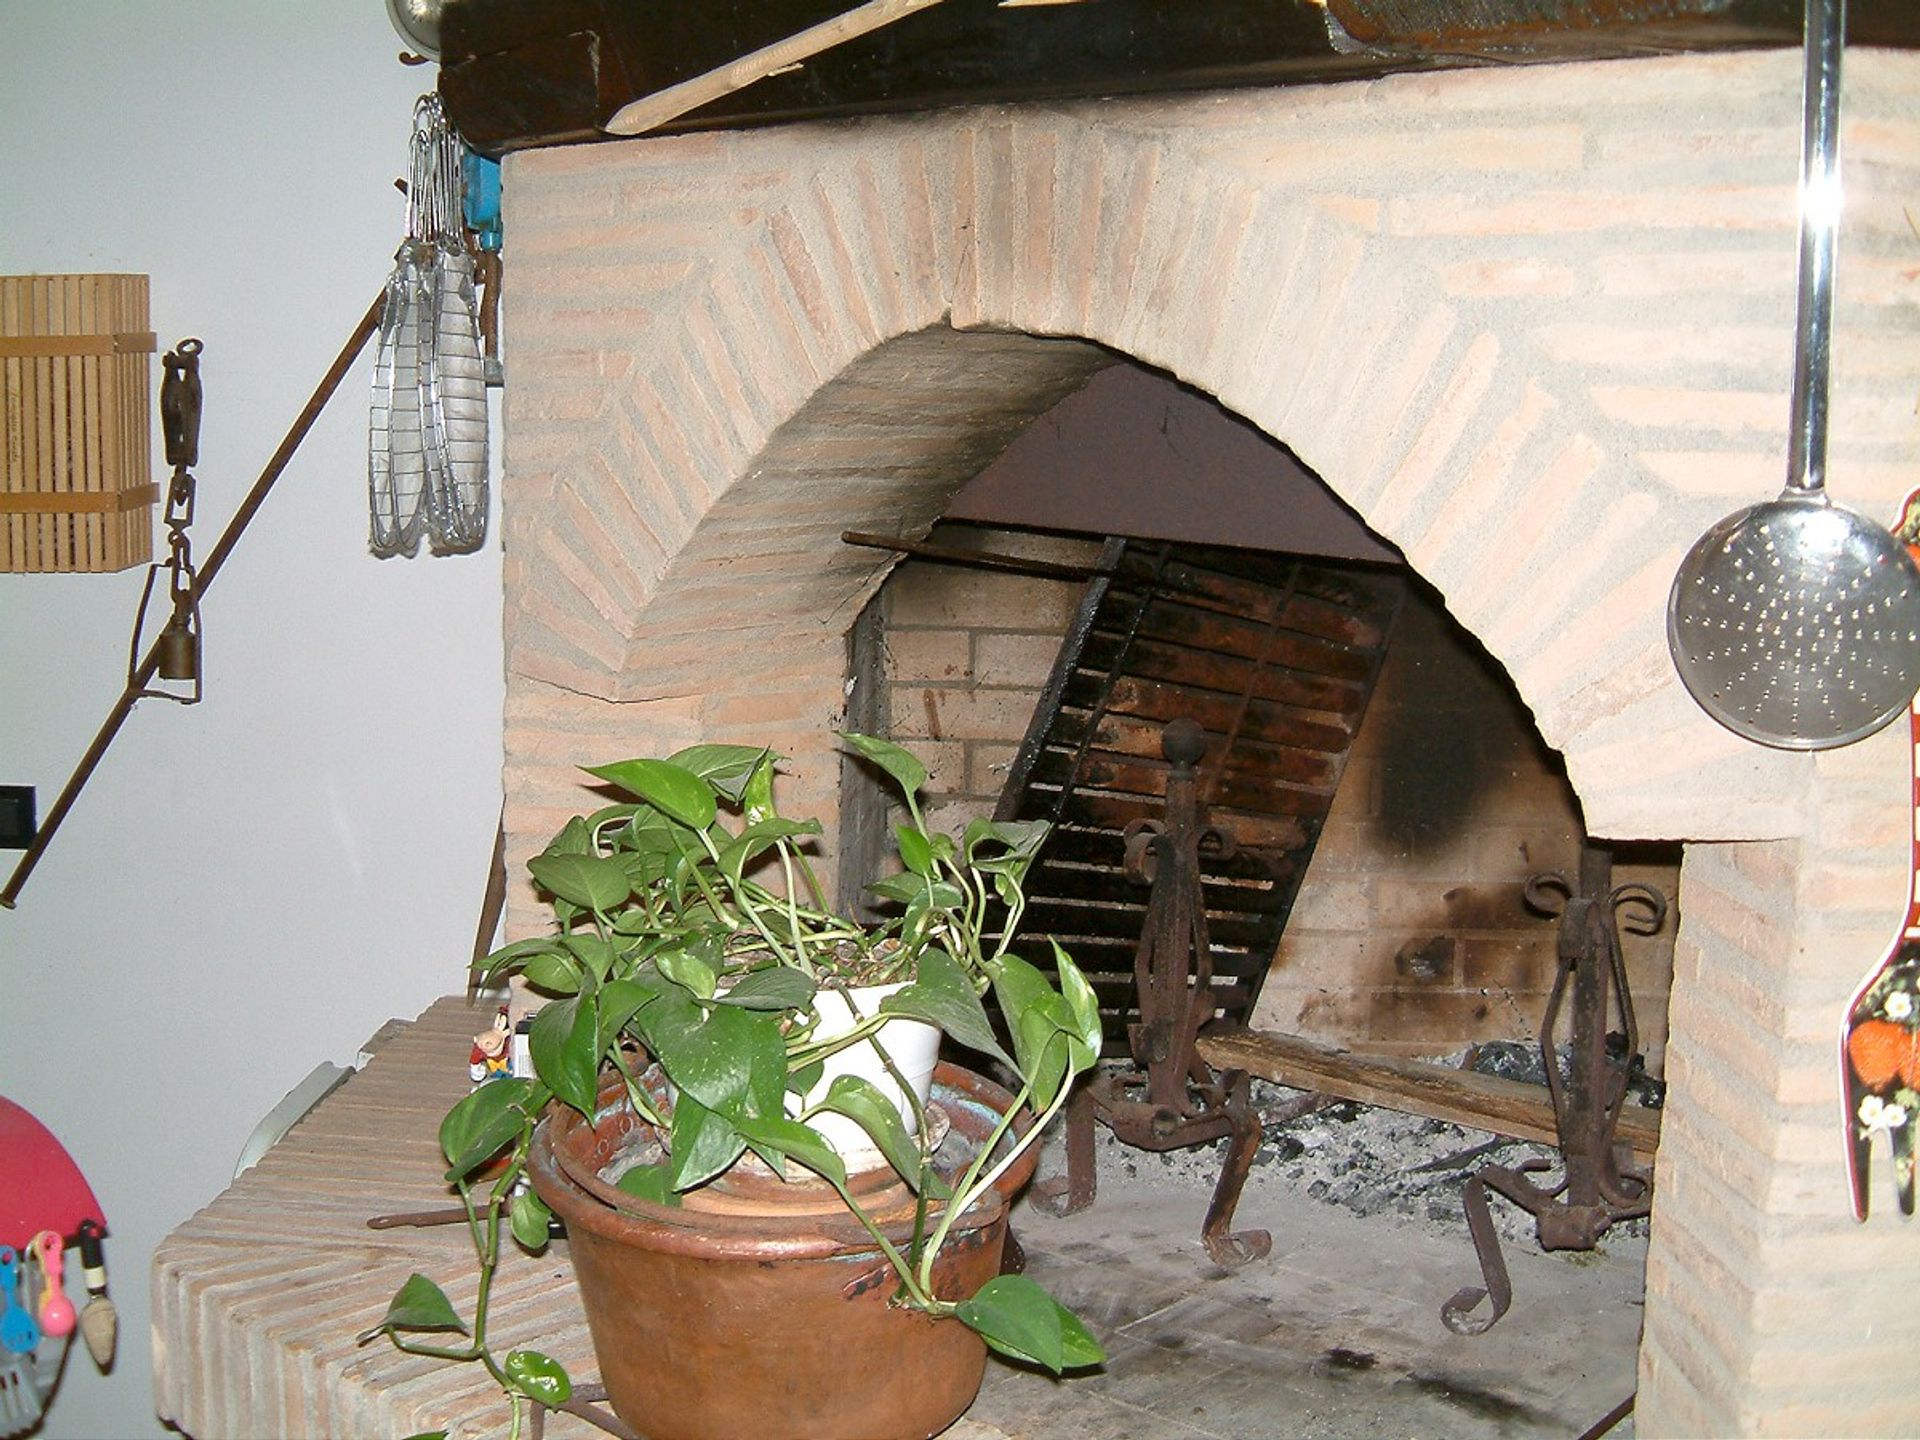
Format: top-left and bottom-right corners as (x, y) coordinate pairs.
(157, 614), (199, 682)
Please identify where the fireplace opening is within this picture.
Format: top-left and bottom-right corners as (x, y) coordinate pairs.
(834, 356), (1682, 1084)
(841, 494), (1680, 1421)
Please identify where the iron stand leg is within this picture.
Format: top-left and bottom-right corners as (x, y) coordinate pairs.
(1032, 1080), (1100, 1217)
(1201, 1069), (1271, 1267)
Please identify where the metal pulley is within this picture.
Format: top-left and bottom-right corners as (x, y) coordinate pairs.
(130, 338), (204, 703)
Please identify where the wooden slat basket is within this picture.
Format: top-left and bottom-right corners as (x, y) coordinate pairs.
(1, 274), (156, 573)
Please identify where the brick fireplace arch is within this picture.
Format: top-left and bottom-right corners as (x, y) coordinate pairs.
(501, 48), (1920, 1435)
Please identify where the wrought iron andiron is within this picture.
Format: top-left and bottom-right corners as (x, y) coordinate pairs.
(1034, 718), (1272, 1266)
(1443, 844), (1666, 1335)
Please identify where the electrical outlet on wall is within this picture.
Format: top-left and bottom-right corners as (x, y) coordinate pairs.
(0, 786), (37, 849)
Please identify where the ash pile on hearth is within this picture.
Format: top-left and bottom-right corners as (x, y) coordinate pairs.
(1068, 1043), (1660, 1249)
(1255, 1042), (1660, 1244)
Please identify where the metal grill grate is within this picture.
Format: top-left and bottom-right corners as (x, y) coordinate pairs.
(994, 540), (1404, 1054)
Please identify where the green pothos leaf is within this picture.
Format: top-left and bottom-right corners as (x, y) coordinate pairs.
(530, 992), (602, 1116)
(510, 1189), (553, 1251)
(504, 1349), (572, 1407)
(563, 933), (618, 986)
(895, 823), (935, 878)
(520, 949), (580, 997)
(583, 758), (718, 831)
(613, 1161), (681, 1206)
(963, 817), (1050, 871)
(359, 1272), (467, 1343)
(597, 975), (664, 1053)
(954, 1274), (1105, 1375)
(741, 751), (779, 823)
(439, 1077), (538, 1181)
(718, 816), (823, 881)
(865, 872), (928, 905)
(1017, 1016), (1072, 1111)
(642, 989), (785, 1118)
(988, 953), (1069, 1080)
(656, 945), (719, 1000)
(610, 897), (663, 932)
(543, 815), (593, 857)
(881, 946), (1012, 1069)
(714, 966), (817, 1011)
(666, 743), (770, 803)
(839, 731), (927, 802)
(1051, 940), (1103, 1066)
(812, 1074), (947, 1197)
(666, 1090), (747, 1190)
(732, 1111), (848, 1189)
(475, 936), (564, 982)
(527, 851), (633, 913)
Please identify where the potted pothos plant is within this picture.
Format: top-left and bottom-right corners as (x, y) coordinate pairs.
(365, 735), (1105, 1440)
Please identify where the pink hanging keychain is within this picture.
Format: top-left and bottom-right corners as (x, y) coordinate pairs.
(28, 1232), (74, 1339)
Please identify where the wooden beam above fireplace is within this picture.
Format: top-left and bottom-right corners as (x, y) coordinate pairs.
(438, 0), (1920, 154)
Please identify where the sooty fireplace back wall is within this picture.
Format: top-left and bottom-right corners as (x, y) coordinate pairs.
(870, 518), (1682, 1069)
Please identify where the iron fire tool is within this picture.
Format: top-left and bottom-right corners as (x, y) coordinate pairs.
(1442, 845), (1667, 1336)
(1034, 719), (1274, 1267)
(129, 339), (205, 702)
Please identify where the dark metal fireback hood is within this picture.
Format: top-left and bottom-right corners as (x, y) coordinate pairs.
(436, 0), (1920, 154)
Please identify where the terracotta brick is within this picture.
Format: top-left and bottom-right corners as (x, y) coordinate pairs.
(1800, 860), (1909, 914)
(882, 565), (1086, 631)
(1444, 430), (1605, 624)
(1266, 931), (1388, 991)
(1366, 331), (1502, 540)
(1460, 935), (1559, 992)
(1260, 229), (1375, 434)
(1411, 379), (1558, 564)
(973, 630), (1066, 688)
(887, 685), (1036, 744)
(1589, 384), (1783, 434)
(1370, 879), (1536, 931)
(1307, 194), (1380, 232)
(1536, 322), (1788, 376)
(1282, 877), (1371, 931)
(1152, 182), (1261, 375)
(1467, 822), (1583, 880)
(967, 741), (1020, 796)
(1435, 257), (1579, 298)
(883, 628), (972, 684)
(1347, 820), (1481, 882)
(1481, 487), (1662, 662)
(895, 738), (968, 796)
(1388, 183), (1788, 238)
(1221, 125), (1585, 181)
(1636, 447), (1779, 499)
(1294, 986), (1537, 1048)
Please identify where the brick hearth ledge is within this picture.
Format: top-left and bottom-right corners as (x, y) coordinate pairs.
(153, 999), (604, 1440)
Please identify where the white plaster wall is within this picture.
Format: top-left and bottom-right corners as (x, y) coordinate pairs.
(0, 6), (504, 1436)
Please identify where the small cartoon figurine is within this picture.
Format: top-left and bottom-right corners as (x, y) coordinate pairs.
(469, 1005), (513, 1084)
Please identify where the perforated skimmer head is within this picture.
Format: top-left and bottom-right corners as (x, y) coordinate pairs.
(1668, 495), (1920, 749)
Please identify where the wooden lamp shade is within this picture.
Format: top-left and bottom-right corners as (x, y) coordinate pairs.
(1, 274), (156, 573)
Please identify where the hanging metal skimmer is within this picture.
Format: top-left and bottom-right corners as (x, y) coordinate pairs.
(1666, 0), (1920, 750)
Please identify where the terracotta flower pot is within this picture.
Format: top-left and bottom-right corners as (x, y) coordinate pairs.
(527, 1062), (1037, 1440)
